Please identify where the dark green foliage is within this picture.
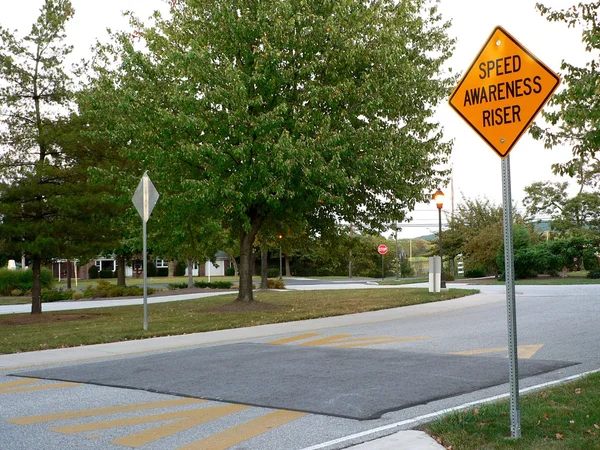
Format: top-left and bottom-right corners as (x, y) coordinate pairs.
(88, 265), (99, 279)
(445, 272), (455, 282)
(167, 282), (188, 290)
(267, 268), (280, 278)
(83, 280), (155, 298)
(464, 267), (487, 278)
(99, 270), (115, 279)
(147, 261), (156, 277)
(399, 259), (414, 278)
(225, 266), (236, 276)
(0, 268), (52, 296)
(582, 248), (600, 271)
(157, 268), (169, 277)
(587, 270), (600, 279)
(174, 261), (186, 277)
(41, 289), (74, 303)
(194, 281), (233, 289)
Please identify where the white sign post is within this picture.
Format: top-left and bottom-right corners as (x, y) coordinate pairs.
(132, 172), (159, 331)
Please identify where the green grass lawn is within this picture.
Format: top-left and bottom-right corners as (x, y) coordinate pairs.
(54, 275), (248, 289)
(0, 288), (477, 354)
(422, 371), (600, 449)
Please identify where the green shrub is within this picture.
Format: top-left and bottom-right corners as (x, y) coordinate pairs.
(10, 289), (23, 296)
(175, 261), (187, 277)
(99, 270), (115, 279)
(587, 270), (600, 279)
(444, 272), (455, 282)
(0, 268), (52, 295)
(267, 268), (280, 278)
(84, 280), (155, 298)
(225, 266), (236, 276)
(71, 290), (84, 300)
(167, 282), (188, 290)
(194, 281), (233, 289)
(41, 289), (74, 303)
(583, 249), (600, 271)
(464, 267), (487, 278)
(88, 265), (99, 279)
(399, 259), (414, 278)
(157, 267), (169, 277)
(211, 281), (233, 289)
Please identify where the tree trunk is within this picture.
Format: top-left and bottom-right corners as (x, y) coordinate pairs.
(168, 261), (177, 278)
(285, 254), (291, 277)
(236, 212), (264, 302)
(261, 245), (268, 289)
(116, 255), (126, 287)
(230, 255), (239, 277)
(31, 257), (42, 314)
(66, 259), (72, 290)
(187, 258), (194, 288)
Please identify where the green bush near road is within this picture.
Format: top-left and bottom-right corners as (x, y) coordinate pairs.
(83, 280), (155, 298)
(0, 268), (52, 295)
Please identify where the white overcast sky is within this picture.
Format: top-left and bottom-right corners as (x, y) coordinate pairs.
(2, 0), (591, 238)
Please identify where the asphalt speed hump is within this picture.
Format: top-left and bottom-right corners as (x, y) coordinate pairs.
(449, 26), (560, 158)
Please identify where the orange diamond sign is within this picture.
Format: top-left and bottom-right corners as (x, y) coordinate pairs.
(449, 26), (560, 158)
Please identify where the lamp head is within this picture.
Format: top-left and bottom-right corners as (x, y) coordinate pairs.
(433, 188), (444, 210)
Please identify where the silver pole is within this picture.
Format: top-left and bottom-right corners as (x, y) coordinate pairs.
(143, 218), (148, 331)
(502, 155), (520, 438)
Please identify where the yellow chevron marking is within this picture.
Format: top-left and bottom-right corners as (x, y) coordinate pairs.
(267, 333), (320, 345)
(451, 344), (544, 359)
(177, 410), (306, 450)
(9, 398), (205, 425)
(0, 382), (79, 395)
(333, 336), (429, 348)
(109, 404), (248, 447)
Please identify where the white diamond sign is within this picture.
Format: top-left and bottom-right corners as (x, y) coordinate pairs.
(132, 172), (159, 223)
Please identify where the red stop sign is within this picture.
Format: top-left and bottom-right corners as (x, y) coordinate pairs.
(378, 244), (388, 255)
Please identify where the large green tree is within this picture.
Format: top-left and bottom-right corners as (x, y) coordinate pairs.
(0, 1), (116, 313)
(533, 3), (600, 186)
(523, 180), (600, 237)
(84, 0), (455, 301)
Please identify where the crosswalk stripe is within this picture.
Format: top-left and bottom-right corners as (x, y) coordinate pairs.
(109, 404), (249, 447)
(9, 398), (205, 425)
(177, 410), (306, 450)
(0, 382), (79, 395)
(267, 333), (320, 345)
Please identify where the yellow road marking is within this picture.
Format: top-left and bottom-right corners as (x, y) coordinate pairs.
(9, 398), (205, 425)
(109, 404), (249, 447)
(267, 333), (320, 345)
(517, 344), (544, 359)
(177, 410), (306, 450)
(333, 336), (429, 348)
(451, 344), (544, 359)
(297, 334), (352, 346)
(0, 382), (79, 395)
(0, 378), (39, 389)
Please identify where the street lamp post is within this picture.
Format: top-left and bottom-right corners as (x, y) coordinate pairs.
(278, 234), (283, 280)
(433, 188), (446, 289)
(395, 224), (399, 280)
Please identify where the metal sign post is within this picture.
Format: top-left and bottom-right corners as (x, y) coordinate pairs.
(502, 156), (520, 438)
(132, 172), (159, 331)
(378, 244), (388, 281)
(448, 26), (560, 439)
